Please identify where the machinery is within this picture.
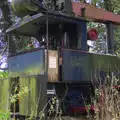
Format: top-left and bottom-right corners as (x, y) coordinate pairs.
(1, 0), (120, 119)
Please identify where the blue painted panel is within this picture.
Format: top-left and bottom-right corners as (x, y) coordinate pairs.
(62, 50), (91, 81)
(8, 49), (45, 77)
(62, 50), (120, 82)
(80, 21), (87, 51)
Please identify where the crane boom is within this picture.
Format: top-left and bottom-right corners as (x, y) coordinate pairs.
(72, 2), (120, 24)
(72, 2), (120, 25)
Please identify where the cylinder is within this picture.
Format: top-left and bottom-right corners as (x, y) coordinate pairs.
(9, 0), (40, 17)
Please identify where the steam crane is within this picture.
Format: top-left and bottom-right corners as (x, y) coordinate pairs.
(4, 0), (120, 119)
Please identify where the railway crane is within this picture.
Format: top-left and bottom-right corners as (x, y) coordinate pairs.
(0, 0), (120, 119)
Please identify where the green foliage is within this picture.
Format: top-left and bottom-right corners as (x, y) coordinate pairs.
(0, 111), (11, 120)
(14, 36), (33, 52)
(0, 71), (8, 78)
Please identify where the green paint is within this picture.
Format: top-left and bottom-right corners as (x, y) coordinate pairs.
(0, 79), (10, 112)
(29, 76), (38, 117)
(92, 54), (120, 71)
(19, 76), (38, 117)
(19, 75), (46, 117)
(19, 77), (30, 116)
(9, 64), (44, 78)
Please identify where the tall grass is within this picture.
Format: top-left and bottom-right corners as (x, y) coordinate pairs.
(92, 75), (120, 120)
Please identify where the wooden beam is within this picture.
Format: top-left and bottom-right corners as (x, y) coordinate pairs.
(72, 2), (120, 25)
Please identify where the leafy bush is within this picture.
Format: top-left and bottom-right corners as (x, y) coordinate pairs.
(0, 71), (8, 78)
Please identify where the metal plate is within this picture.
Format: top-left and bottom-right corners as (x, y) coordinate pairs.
(62, 49), (120, 82)
(8, 49), (45, 77)
(48, 50), (59, 82)
(62, 50), (91, 82)
(19, 75), (47, 117)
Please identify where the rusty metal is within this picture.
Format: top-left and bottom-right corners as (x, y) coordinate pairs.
(72, 2), (120, 25)
(48, 50), (58, 82)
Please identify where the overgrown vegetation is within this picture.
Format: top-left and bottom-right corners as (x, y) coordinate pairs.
(0, 71), (8, 78)
(0, 71), (119, 120)
(93, 77), (120, 120)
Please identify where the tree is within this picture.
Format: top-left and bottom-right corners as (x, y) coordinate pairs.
(81, 0), (120, 54)
(0, 1), (10, 71)
(0, 0), (36, 70)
